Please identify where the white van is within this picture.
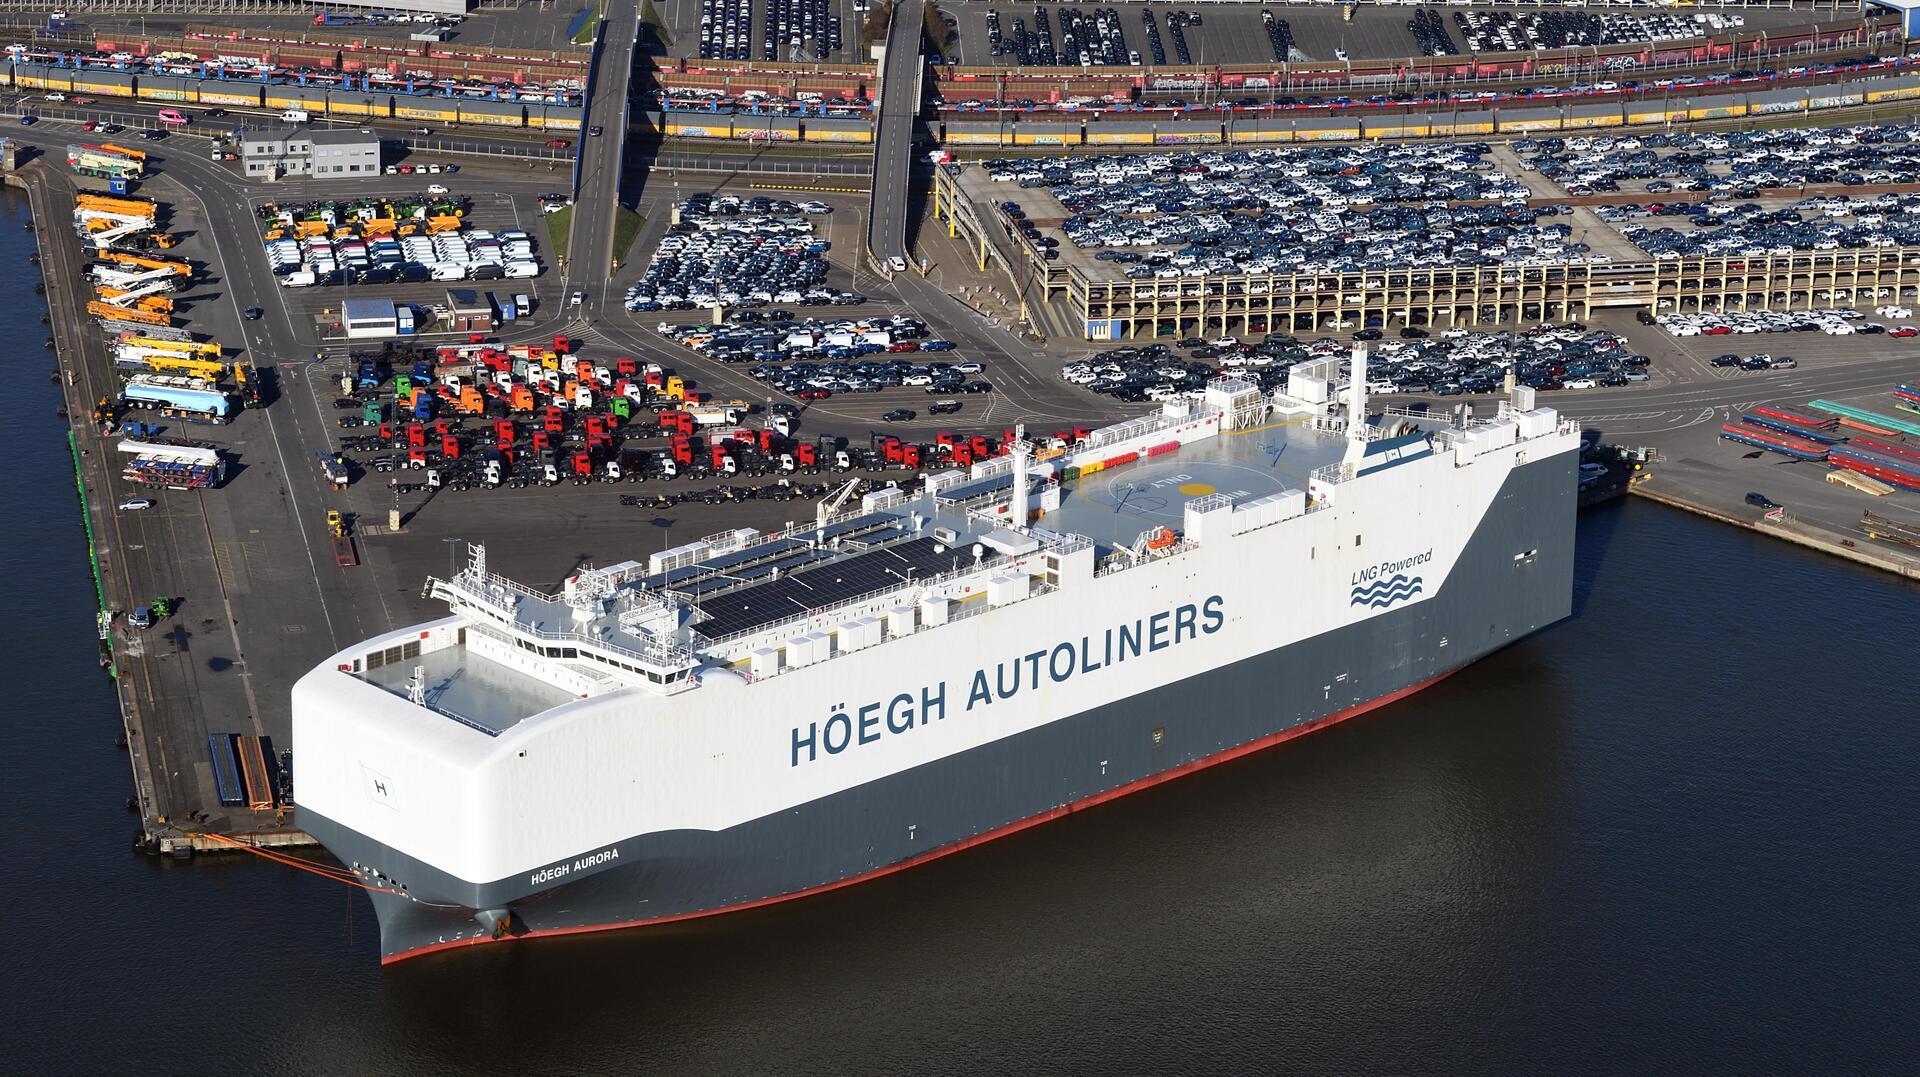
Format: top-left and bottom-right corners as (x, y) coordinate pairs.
(503, 260), (540, 278)
(281, 109), (309, 123)
(280, 269), (318, 288)
(428, 263), (466, 281)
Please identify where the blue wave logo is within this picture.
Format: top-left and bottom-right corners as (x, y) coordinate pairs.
(1350, 573), (1424, 609)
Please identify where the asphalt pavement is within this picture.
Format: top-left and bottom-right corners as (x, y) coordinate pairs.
(565, 3), (643, 315)
(869, 0), (923, 267)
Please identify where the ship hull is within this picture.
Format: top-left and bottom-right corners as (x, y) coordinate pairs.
(300, 452), (1575, 964)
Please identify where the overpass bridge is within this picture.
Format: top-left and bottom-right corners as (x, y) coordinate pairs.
(868, 0), (924, 276)
(564, 1), (643, 315)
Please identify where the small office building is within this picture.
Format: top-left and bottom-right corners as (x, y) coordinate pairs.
(342, 298), (415, 339)
(241, 127), (381, 179)
(445, 290), (494, 332)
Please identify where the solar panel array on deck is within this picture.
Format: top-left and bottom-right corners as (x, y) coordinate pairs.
(669, 549), (836, 598)
(689, 537), (983, 640)
(643, 537), (809, 589)
(937, 472), (1013, 503)
(846, 525), (909, 549)
(815, 511), (901, 540)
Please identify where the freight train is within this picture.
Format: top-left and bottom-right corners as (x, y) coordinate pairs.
(5, 63), (583, 131)
(929, 74), (1920, 147)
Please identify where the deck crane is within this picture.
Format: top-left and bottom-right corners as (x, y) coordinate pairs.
(814, 476), (864, 532)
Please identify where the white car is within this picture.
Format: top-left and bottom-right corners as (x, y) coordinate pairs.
(427, 183), (449, 195)
(118, 497), (154, 511)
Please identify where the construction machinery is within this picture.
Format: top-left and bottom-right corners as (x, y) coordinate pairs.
(86, 300), (170, 327)
(67, 143), (146, 181)
(93, 286), (174, 314)
(326, 509), (359, 567)
(96, 251), (190, 276)
(89, 261), (187, 298)
(114, 337), (226, 381)
(234, 362), (264, 409)
(74, 193), (160, 250)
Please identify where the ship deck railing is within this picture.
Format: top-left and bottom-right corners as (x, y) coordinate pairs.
(736, 578), (1061, 681)
(434, 574), (695, 674)
(699, 553), (1052, 655)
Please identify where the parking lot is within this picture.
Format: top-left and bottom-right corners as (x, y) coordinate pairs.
(76, 7), (587, 55)
(1063, 323), (1658, 403)
(1522, 124), (1920, 198)
(1601, 192), (1920, 259)
(1450, 6), (1747, 53)
(972, 145), (1612, 277)
(254, 184), (563, 342)
(656, 0), (866, 63)
(938, 2), (1818, 69)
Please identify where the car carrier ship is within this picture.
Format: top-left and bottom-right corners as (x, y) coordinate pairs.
(293, 351), (1580, 964)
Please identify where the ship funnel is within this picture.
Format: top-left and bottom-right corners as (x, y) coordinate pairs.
(1009, 424), (1031, 527)
(1348, 342), (1368, 438)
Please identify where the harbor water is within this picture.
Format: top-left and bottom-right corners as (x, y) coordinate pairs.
(7, 189), (1917, 1074)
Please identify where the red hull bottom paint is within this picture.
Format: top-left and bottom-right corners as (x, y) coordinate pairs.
(382, 666), (1461, 966)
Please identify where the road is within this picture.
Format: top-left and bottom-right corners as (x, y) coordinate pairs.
(869, 0), (923, 267)
(565, 3), (643, 314)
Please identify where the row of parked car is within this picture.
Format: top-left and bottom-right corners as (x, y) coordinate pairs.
(1526, 124), (1920, 196)
(625, 204), (840, 311)
(658, 313), (958, 363)
(1451, 8), (1702, 52)
(761, 0), (842, 61)
(1605, 193), (1920, 260)
(652, 313), (989, 401)
(1407, 8), (1457, 57)
(1660, 308), (1917, 337)
(268, 229), (541, 287)
(1066, 325), (1655, 402)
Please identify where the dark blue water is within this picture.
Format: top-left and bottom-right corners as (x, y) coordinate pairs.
(8, 188), (1919, 1074)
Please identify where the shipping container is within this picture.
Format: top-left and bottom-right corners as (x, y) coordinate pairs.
(1741, 414), (1846, 445)
(1751, 405), (1837, 431)
(1719, 422), (1827, 459)
(1849, 436), (1920, 466)
(208, 734), (244, 807)
(236, 734), (275, 810)
(1830, 445), (1920, 491)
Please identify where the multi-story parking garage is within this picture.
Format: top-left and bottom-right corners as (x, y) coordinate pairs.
(933, 163), (1920, 339)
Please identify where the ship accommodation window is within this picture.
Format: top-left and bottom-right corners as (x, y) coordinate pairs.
(457, 627), (466, 646)
(402, 641), (420, 660)
(382, 645), (404, 667)
(366, 649), (385, 671)
(1355, 534), (1362, 547)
